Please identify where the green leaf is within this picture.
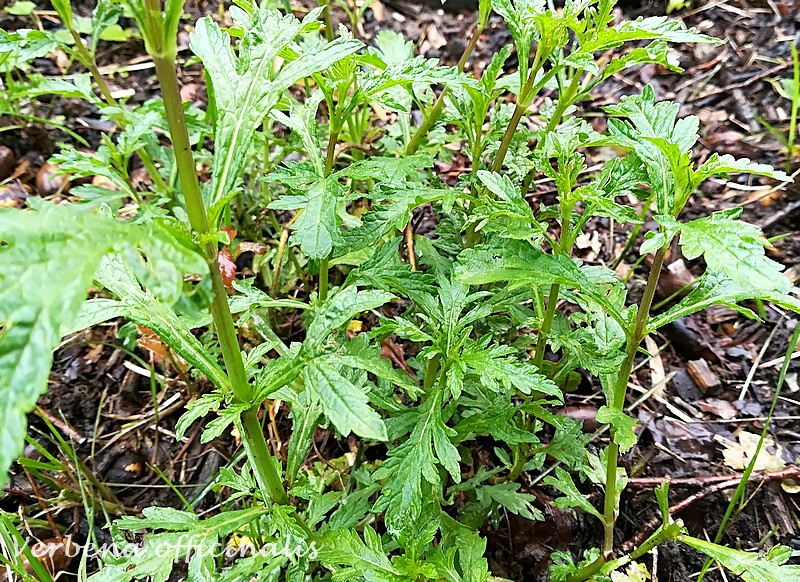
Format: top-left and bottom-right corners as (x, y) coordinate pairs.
(471, 170), (547, 240)
(648, 271), (765, 330)
(373, 390), (460, 538)
(330, 335), (422, 398)
(269, 176), (344, 260)
(462, 341), (561, 398)
(475, 483), (542, 521)
(92, 256), (231, 394)
(542, 467), (604, 523)
(303, 359), (388, 440)
(190, 6), (361, 211)
(0, 29), (57, 72)
(667, 208), (794, 296)
(455, 240), (625, 327)
(605, 86), (698, 214)
(680, 537), (800, 582)
(596, 406), (638, 453)
(270, 91), (326, 176)
(0, 202), (205, 489)
(5, 1), (36, 16)
(692, 153), (789, 186)
(94, 507), (266, 582)
(317, 526), (403, 581)
(582, 15), (721, 53)
(306, 285), (395, 348)
(338, 187), (448, 254)
(338, 153), (433, 188)
(90, 0), (123, 53)
(285, 390), (322, 484)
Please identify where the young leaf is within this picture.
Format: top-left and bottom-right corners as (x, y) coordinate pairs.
(306, 285), (395, 347)
(190, 7), (361, 211)
(542, 467), (604, 523)
(268, 176), (344, 260)
(475, 483), (542, 521)
(596, 405), (638, 453)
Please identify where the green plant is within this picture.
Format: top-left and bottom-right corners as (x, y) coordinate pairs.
(761, 42), (800, 173)
(1, 1), (799, 581)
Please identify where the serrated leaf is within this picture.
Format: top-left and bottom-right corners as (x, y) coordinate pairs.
(269, 177), (343, 260)
(543, 467), (604, 523)
(455, 240), (624, 326)
(648, 271), (764, 330)
(0, 203), (205, 489)
(317, 526), (403, 581)
(338, 187), (447, 254)
(373, 391), (460, 538)
(190, 7), (361, 210)
(668, 209), (794, 295)
(476, 483), (542, 521)
(596, 405), (638, 453)
(93, 256), (231, 394)
(93, 507), (266, 582)
(306, 285), (395, 347)
(680, 537), (800, 582)
(338, 154), (433, 188)
(462, 341), (561, 398)
(285, 390), (322, 484)
(303, 360), (387, 440)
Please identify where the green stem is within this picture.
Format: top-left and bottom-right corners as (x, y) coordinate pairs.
(601, 245), (667, 558)
(405, 22), (484, 156)
(69, 29), (168, 194)
(319, 0), (335, 41)
(319, 258), (330, 302)
(533, 283), (560, 369)
(787, 43), (799, 174)
(423, 354), (442, 391)
(610, 194), (652, 270)
(565, 556), (606, 582)
(151, 49), (288, 505)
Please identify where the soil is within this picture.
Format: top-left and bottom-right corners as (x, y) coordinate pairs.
(2, 0), (799, 580)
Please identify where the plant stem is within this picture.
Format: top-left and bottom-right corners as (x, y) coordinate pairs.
(423, 354), (442, 391)
(787, 43), (799, 174)
(533, 283), (560, 369)
(319, 0), (335, 41)
(69, 30), (168, 193)
(151, 50), (288, 505)
(319, 258), (330, 301)
(601, 245), (667, 558)
(405, 22), (484, 155)
(271, 210), (303, 296)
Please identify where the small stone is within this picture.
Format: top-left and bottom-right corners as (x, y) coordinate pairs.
(35, 162), (71, 196)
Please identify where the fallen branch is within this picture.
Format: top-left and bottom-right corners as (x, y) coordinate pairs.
(619, 465), (800, 554)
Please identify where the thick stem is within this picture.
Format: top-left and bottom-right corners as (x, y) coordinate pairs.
(405, 22), (484, 156)
(601, 246), (667, 558)
(152, 52), (288, 504)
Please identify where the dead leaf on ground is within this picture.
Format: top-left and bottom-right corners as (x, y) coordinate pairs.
(722, 431), (786, 472)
